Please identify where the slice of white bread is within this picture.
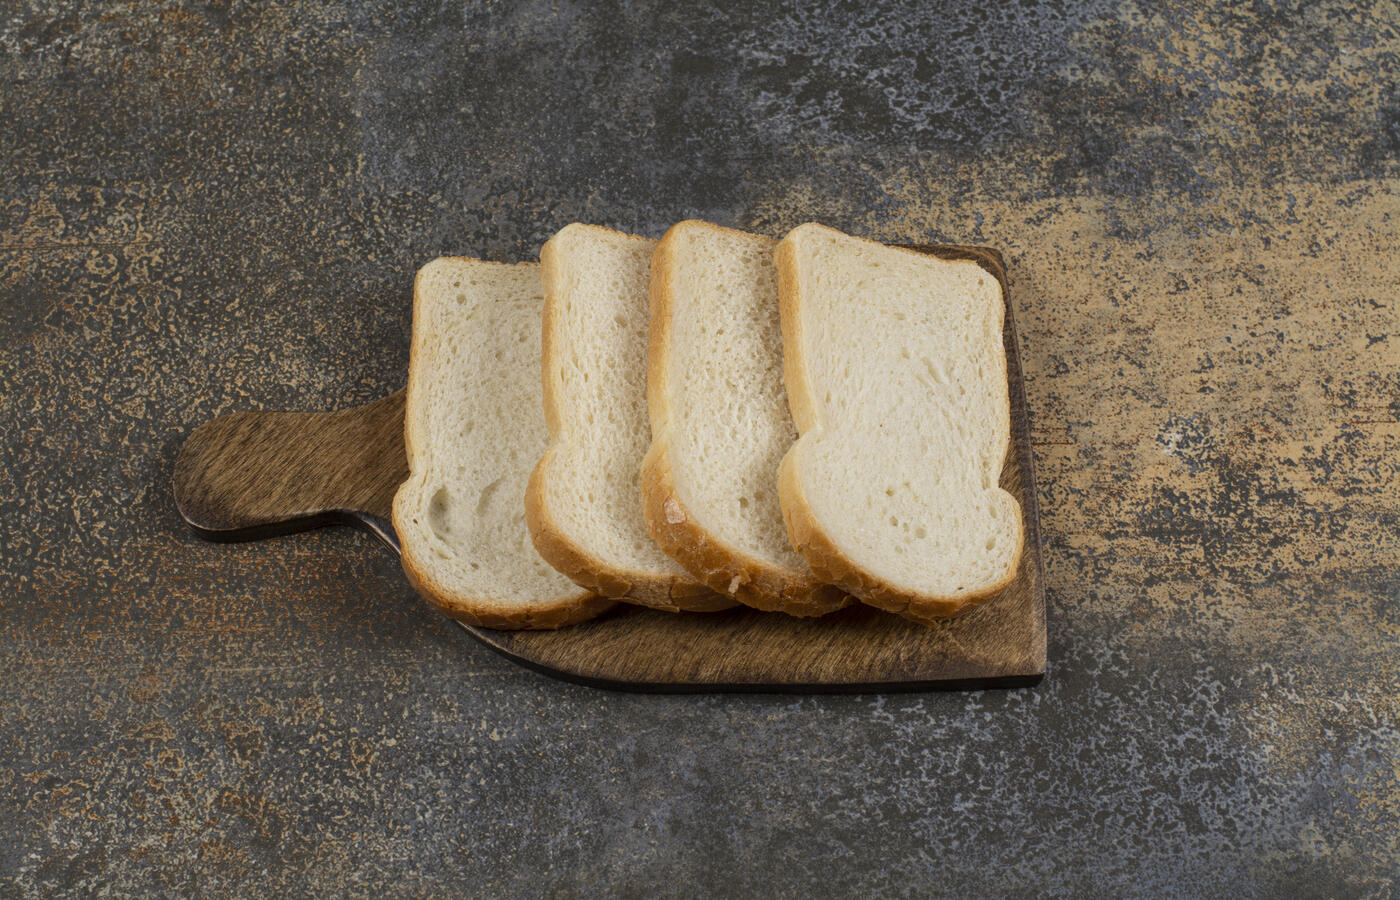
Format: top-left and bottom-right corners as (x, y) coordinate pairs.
(642, 221), (850, 616)
(776, 223), (1024, 622)
(392, 257), (615, 629)
(526, 224), (732, 612)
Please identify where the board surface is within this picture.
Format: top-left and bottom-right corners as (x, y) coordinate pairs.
(174, 245), (1046, 692)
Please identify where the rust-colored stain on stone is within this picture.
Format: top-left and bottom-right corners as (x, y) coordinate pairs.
(1, 0), (1398, 895)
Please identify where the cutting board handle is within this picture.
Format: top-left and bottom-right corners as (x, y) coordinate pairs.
(173, 390), (408, 552)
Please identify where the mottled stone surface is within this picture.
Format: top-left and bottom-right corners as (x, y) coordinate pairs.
(2, 1), (1398, 896)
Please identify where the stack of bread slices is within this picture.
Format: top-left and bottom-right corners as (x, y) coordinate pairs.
(391, 221), (1023, 629)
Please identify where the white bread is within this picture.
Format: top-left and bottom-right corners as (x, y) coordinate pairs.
(526, 224), (732, 612)
(776, 223), (1024, 622)
(642, 221), (850, 616)
(391, 257), (614, 629)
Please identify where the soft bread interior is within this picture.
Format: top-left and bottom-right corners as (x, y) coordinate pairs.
(531, 224), (721, 609)
(780, 225), (1023, 604)
(660, 225), (806, 572)
(393, 258), (598, 623)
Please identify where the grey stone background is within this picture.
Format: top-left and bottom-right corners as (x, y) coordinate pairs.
(2, 1), (1397, 896)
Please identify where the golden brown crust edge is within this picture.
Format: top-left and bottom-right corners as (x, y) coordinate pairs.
(776, 448), (1022, 622)
(524, 227), (733, 614)
(523, 453), (733, 612)
(641, 436), (849, 616)
(774, 225), (1024, 622)
(390, 257), (614, 630)
(396, 505), (613, 629)
(640, 221), (849, 617)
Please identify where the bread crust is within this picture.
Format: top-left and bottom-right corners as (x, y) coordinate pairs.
(396, 525), (614, 629)
(642, 434), (849, 616)
(525, 225), (733, 613)
(641, 221), (850, 616)
(775, 224), (1024, 622)
(391, 257), (615, 630)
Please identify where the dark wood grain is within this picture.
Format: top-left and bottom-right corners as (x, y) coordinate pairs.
(173, 245), (1045, 692)
(175, 390), (409, 543)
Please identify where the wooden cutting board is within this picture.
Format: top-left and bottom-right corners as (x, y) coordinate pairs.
(173, 245), (1046, 692)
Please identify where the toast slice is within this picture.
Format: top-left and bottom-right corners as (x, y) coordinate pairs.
(776, 224), (1024, 622)
(392, 258), (614, 629)
(642, 221), (850, 616)
(526, 224), (731, 612)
